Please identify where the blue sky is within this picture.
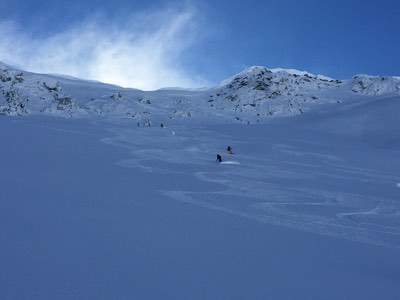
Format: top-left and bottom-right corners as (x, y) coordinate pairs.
(1, 0), (399, 89)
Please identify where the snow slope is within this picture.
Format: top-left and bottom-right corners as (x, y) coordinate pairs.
(1, 63), (400, 299)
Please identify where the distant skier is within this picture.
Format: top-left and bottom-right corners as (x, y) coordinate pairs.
(227, 146), (234, 155)
(216, 154), (222, 163)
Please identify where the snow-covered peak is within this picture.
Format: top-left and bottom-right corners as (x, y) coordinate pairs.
(219, 66), (267, 86)
(207, 66), (346, 123)
(352, 74), (400, 96)
(221, 66), (335, 86)
(270, 68), (334, 81)
(237, 66), (270, 77)
(215, 65), (342, 101)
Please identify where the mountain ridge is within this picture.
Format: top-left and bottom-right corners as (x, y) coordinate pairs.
(1, 61), (399, 123)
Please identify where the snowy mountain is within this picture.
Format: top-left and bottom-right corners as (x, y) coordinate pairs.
(208, 66), (344, 121)
(351, 74), (400, 95)
(2, 61), (400, 299)
(1, 62), (399, 124)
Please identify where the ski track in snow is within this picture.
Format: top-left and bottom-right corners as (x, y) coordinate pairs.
(220, 161), (241, 165)
(102, 123), (400, 249)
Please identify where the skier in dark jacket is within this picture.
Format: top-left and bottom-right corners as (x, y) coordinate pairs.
(216, 154), (222, 163)
(227, 146), (233, 155)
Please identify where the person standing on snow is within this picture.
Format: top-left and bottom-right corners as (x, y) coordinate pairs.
(227, 146), (233, 155)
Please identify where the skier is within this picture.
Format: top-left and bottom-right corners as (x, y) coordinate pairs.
(227, 146), (233, 155)
(216, 154), (222, 163)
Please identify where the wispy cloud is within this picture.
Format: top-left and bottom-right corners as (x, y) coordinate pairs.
(0, 7), (207, 90)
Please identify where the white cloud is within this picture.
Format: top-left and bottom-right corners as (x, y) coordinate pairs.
(0, 7), (207, 90)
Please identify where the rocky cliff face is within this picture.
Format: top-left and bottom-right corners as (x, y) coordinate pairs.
(207, 67), (344, 122)
(0, 65), (82, 117)
(351, 75), (400, 96)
